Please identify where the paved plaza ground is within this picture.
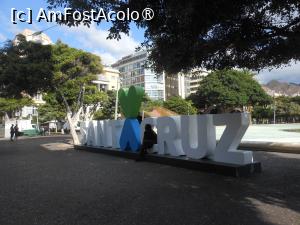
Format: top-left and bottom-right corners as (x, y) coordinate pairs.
(0, 136), (299, 225)
(217, 123), (300, 143)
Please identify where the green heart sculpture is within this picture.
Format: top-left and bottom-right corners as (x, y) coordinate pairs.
(118, 86), (144, 118)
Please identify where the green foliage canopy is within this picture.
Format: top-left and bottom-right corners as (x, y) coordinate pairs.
(37, 93), (66, 123)
(0, 97), (33, 117)
(189, 69), (272, 112)
(48, 0), (300, 74)
(141, 99), (163, 112)
(0, 37), (108, 124)
(49, 41), (108, 119)
(93, 90), (118, 120)
(252, 96), (300, 123)
(49, 42), (107, 144)
(0, 35), (53, 98)
(163, 96), (197, 115)
(275, 96), (300, 118)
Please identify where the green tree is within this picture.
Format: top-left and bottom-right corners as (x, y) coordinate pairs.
(291, 96), (300, 105)
(189, 69), (272, 112)
(0, 37), (106, 144)
(48, 1), (300, 73)
(44, 41), (106, 143)
(275, 96), (300, 123)
(0, 97), (33, 118)
(93, 90), (118, 120)
(141, 96), (163, 112)
(252, 96), (300, 124)
(39, 86), (108, 125)
(252, 105), (273, 123)
(37, 93), (66, 123)
(82, 86), (109, 120)
(0, 35), (52, 121)
(163, 96), (197, 115)
(0, 35), (53, 98)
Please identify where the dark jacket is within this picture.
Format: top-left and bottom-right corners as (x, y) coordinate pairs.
(143, 128), (157, 149)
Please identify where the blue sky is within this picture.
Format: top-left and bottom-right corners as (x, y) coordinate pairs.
(1, 0), (300, 84)
(0, 0), (144, 65)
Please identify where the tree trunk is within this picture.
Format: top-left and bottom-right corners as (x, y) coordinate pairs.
(56, 87), (80, 145)
(71, 106), (82, 125)
(4, 113), (9, 121)
(67, 112), (80, 145)
(84, 105), (98, 121)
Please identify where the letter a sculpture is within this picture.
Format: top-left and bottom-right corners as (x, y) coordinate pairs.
(118, 86), (144, 151)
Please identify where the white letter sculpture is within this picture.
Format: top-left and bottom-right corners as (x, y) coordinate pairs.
(81, 113), (253, 165)
(156, 116), (185, 156)
(181, 115), (216, 159)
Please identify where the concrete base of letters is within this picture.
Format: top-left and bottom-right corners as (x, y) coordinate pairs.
(74, 145), (261, 177)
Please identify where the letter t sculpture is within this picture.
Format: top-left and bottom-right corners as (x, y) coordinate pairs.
(118, 86), (144, 151)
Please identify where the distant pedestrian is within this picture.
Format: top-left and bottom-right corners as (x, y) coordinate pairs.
(10, 124), (14, 141)
(41, 126), (45, 136)
(14, 125), (19, 140)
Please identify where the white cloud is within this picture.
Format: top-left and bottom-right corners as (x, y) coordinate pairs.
(93, 50), (117, 65)
(257, 62), (300, 84)
(59, 24), (140, 65)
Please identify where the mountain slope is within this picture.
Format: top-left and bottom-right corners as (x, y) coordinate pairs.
(263, 80), (300, 96)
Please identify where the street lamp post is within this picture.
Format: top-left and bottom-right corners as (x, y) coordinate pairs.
(114, 82), (119, 120)
(273, 94), (276, 124)
(114, 77), (122, 120)
(36, 108), (39, 130)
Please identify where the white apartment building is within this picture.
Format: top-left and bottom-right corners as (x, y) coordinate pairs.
(188, 69), (209, 95)
(112, 51), (165, 100)
(93, 67), (120, 91)
(14, 29), (52, 45)
(21, 93), (45, 118)
(165, 73), (190, 99)
(165, 69), (209, 99)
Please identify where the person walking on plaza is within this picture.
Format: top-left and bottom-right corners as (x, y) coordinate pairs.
(41, 126), (45, 136)
(14, 124), (19, 141)
(10, 124), (14, 141)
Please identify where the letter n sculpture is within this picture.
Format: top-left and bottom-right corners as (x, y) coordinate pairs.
(118, 86), (144, 151)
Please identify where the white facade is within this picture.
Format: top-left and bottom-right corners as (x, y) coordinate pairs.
(165, 69), (209, 99)
(187, 69), (209, 95)
(20, 93), (45, 118)
(165, 73), (190, 99)
(93, 67), (120, 91)
(112, 51), (165, 100)
(14, 29), (53, 45)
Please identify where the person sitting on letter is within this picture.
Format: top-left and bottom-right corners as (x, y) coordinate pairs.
(136, 124), (157, 161)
